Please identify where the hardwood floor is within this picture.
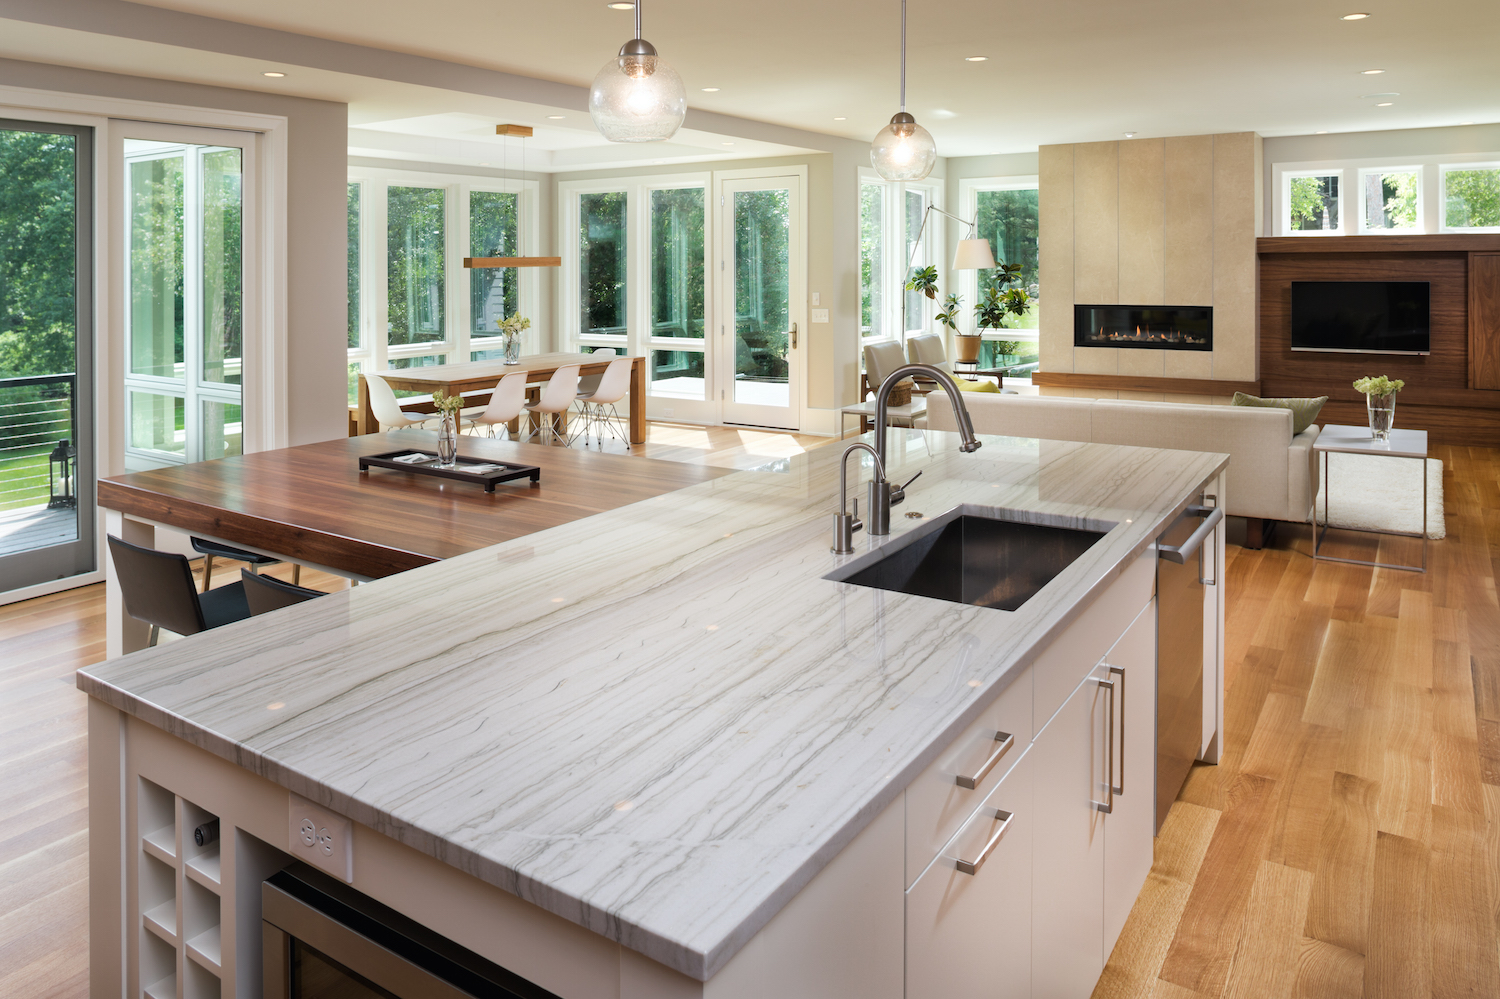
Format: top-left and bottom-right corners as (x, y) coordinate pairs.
(2, 434), (1495, 999)
(1094, 444), (1500, 999)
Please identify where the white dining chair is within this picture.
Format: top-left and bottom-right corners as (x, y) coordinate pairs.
(524, 364), (582, 446)
(466, 371), (529, 438)
(365, 373), (435, 431)
(575, 357), (633, 446)
(576, 348), (617, 399)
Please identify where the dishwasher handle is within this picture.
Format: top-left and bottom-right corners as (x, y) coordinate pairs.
(1158, 505), (1224, 564)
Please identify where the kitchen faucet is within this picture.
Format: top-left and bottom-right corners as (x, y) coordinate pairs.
(831, 363), (982, 553)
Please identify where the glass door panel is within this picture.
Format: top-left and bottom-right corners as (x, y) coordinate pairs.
(579, 191), (628, 341)
(124, 133), (247, 468)
(717, 177), (802, 429)
(0, 120), (95, 591)
(649, 186), (706, 400)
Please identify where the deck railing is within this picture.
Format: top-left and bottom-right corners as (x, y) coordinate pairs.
(0, 373), (75, 512)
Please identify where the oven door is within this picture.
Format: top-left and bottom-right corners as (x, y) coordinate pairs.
(262, 863), (558, 999)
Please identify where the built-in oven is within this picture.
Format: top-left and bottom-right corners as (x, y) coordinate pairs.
(1155, 494), (1222, 833)
(263, 863), (560, 999)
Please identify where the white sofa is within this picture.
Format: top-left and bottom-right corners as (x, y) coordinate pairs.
(926, 393), (1321, 547)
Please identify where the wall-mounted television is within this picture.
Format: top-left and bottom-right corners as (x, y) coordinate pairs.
(1290, 281), (1430, 355)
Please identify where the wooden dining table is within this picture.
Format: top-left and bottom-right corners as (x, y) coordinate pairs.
(98, 429), (725, 656)
(356, 353), (647, 443)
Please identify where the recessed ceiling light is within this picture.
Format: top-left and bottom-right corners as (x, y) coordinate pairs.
(722, 141), (734, 146)
(1340, 11), (1370, 18)
(262, 71), (286, 78)
(1124, 131), (1136, 137)
(1360, 92), (1399, 99)
(1361, 68), (1385, 74)
(1316, 130), (1328, 134)
(965, 56), (987, 62)
(606, 2), (634, 8)
(1462, 121), (1476, 125)
(1377, 102), (1394, 107)
(833, 116), (847, 121)
(701, 87), (720, 92)
(546, 115), (565, 119)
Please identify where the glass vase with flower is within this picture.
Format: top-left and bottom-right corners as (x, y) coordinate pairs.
(1353, 375), (1404, 442)
(495, 314), (530, 365)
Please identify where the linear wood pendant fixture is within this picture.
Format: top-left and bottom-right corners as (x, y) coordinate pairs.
(465, 124), (558, 268)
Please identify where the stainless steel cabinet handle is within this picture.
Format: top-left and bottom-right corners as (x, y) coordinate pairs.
(1092, 676), (1116, 814)
(955, 731), (1014, 789)
(955, 808), (1014, 876)
(1159, 505), (1224, 564)
(1109, 665), (1125, 796)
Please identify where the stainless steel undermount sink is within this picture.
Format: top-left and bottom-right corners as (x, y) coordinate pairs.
(825, 507), (1113, 612)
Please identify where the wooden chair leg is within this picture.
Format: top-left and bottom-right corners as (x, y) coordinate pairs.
(201, 554), (214, 593)
(292, 564), (301, 586)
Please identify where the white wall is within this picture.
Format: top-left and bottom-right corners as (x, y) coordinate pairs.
(0, 58), (349, 448)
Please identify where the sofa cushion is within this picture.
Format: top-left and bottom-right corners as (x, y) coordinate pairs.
(1231, 391), (1328, 435)
(925, 392), (1094, 442)
(957, 379), (1000, 393)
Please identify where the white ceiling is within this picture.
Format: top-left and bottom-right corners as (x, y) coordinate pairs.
(6, 0), (1499, 161)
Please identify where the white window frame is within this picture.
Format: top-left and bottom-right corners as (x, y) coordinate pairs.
(346, 165), (540, 380)
(1281, 168), (1346, 236)
(856, 168), (942, 356)
(1356, 164), (1424, 234)
(1273, 151), (1500, 237)
(1439, 161), (1500, 233)
(959, 175), (1039, 341)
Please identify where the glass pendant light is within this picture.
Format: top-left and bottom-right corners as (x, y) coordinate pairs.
(590, 0), (687, 143)
(871, 0), (937, 181)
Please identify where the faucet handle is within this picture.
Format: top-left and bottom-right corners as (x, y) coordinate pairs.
(891, 470), (922, 506)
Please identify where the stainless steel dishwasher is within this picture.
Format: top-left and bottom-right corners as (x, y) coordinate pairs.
(1155, 495), (1222, 833)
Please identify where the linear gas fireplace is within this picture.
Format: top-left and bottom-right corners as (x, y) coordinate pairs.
(1074, 305), (1213, 351)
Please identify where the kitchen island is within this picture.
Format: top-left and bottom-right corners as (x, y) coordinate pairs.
(79, 430), (1227, 999)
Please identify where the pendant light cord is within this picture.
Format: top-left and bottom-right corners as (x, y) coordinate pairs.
(899, 0), (907, 112)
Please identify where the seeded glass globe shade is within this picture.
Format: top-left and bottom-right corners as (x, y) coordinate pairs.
(590, 51), (687, 143)
(871, 112), (937, 182)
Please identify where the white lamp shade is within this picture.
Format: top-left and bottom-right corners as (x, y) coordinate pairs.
(589, 57), (687, 142)
(952, 238), (997, 270)
(870, 119), (937, 181)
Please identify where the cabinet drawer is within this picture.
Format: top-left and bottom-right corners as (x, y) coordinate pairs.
(1033, 547), (1154, 733)
(906, 745), (1033, 999)
(906, 666), (1031, 887)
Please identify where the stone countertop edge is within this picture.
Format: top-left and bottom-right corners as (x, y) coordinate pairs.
(77, 437), (1230, 982)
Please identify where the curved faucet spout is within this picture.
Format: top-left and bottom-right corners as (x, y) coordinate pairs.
(873, 363), (982, 473)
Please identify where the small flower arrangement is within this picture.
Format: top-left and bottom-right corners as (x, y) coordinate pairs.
(495, 314), (531, 336)
(431, 391), (465, 414)
(1352, 375), (1405, 397)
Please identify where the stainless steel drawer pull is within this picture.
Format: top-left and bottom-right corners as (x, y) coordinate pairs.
(955, 808), (1014, 876)
(1159, 505), (1224, 564)
(1109, 665), (1125, 796)
(1092, 675), (1116, 814)
(955, 731), (1015, 789)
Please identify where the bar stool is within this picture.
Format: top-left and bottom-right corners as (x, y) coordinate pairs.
(241, 569), (326, 616)
(108, 535), (251, 646)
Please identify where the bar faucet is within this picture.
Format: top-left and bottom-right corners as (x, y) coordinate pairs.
(831, 363), (983, 552)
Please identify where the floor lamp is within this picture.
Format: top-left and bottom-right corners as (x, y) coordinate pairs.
(902, 205), (997, 356)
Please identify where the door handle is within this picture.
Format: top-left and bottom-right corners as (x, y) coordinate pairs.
(954, 808), (1014, 876)
(790, 322), (798, 349)
(1092, 674), (1116, 814)
(954, 730), (1014, 789)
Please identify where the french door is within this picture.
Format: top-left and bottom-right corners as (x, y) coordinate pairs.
(0, 119), (95, 593)
(715, 174), (804, 430)
(119, 123), (254, 470)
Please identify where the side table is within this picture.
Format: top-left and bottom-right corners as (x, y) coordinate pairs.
(1313, 423), (1428, 573)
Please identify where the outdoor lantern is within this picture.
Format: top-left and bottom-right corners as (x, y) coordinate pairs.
(48, 439), (77, 510)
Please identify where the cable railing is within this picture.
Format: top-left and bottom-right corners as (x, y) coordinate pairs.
(0, 373), (76, 513)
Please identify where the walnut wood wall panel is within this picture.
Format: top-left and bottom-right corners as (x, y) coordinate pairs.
(1470, 253), (1500, 390)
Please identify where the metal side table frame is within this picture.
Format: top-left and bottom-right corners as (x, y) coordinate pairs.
(1312, 424), (1428, 573)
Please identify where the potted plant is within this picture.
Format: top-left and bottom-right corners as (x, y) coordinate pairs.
(1353, 375), (1404, 441)
(906, 264), (940, 301)
(934, 292), (980, 364)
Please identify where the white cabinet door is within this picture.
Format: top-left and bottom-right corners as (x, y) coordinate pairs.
(1031, 670), (1109, 999)
(1103, 599), (1158, 958)
(906, 745), (1034, 999)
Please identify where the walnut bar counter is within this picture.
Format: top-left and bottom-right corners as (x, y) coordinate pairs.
(78, 430), (1228, 999)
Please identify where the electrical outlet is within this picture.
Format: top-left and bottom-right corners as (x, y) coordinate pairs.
(662, 407), (673, 417)
(288, 793), (353, 882)
(811, 308), (830, 323)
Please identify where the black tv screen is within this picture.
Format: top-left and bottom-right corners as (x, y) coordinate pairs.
(1290, 281), (1430, 354)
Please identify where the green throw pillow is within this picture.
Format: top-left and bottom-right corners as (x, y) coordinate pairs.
(1231, 392), (1328, 435)
(957, 379), (1001, 393)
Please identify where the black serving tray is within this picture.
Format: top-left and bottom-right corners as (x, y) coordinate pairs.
(359, 449), (541, 492)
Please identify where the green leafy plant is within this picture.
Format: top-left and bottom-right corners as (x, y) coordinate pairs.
(935, 293), (963, 333)
(906, 264), (939, 300)
(1352, 375), (1405, 397)
(974, 261), (1031, 330)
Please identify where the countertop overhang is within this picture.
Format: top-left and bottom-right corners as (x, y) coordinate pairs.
(78, 432), (1228, 981)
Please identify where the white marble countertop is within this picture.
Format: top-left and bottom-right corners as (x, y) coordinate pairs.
(78, 431), (1227, 981)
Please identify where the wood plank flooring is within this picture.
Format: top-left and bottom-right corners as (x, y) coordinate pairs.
(1095, 444), (1500, 999)
(3, 434), (1497, 999)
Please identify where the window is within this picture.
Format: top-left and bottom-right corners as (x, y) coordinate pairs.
(859, 182), (886, 339)
(974, 186), (1039, 330)
(1442, 165), (1500, 231)
(387, 185), (446, 347)
(347, 182), (360, 349)
(470, 189), (519, 357)
(649, 186), (706, 400)
(579, 191), (627, 341)
(1285, 172), (1342, 233)
(1358, 168), (1420, 232)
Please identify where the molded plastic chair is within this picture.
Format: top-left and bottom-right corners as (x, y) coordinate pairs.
(241, 569), (326, 617)
(863, 341), (909, 399)
(107, 535), (251, 646)
(466, 371), (529, 439)
(524, 365), (581, 446)
(192, 536), (298, 592)
(576, 348), (617, 397)
(576, 357), (633, 446)
(365, 373), (434, 431)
